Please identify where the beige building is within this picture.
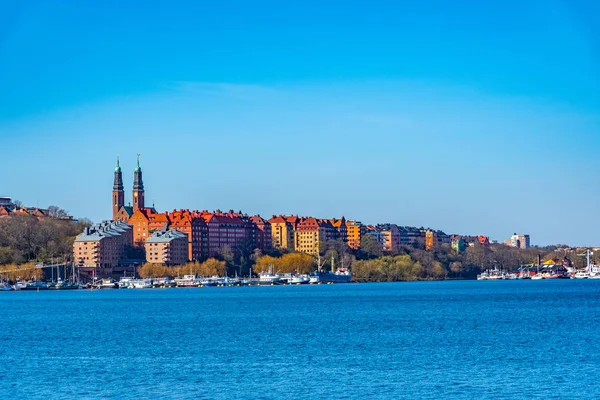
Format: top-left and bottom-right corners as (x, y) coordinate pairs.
(74, 220), (133, 272)
(295, 217), (337, 255)
(144, 229), (188, 266)
(268, 215), (298, 250)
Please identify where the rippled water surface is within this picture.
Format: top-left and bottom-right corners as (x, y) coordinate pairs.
(2, 281), (600, 399)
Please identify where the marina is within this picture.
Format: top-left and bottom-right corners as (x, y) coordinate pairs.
(477, 250), (600, 281)
(0, 270), (348, 291)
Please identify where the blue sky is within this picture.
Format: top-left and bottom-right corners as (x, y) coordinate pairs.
(0, 0), (599, 246)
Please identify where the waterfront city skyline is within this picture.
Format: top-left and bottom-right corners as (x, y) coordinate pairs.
(1, 1), (599, 246)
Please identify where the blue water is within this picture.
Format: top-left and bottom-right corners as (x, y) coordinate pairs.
(2, 281), (600, 399)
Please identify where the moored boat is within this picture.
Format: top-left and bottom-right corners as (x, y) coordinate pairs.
(258, 272), (282, 285)
(22, 281), (48, 290)
(175, 275), (200, 287)
(0, 282), (13, 291)
(316, 268), (351, 283)
(289, 274), (311, 284)
(55, 278), (80, 290)
(571, 271), (591, 279)
(257, 265), (282, 285)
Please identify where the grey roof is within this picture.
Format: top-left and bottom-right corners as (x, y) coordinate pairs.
(145, 229), (187, 243)
(75, 220), (132, 242)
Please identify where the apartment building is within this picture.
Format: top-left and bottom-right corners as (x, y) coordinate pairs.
(73, 220), (133, 271)
(144, 229), (188, 266)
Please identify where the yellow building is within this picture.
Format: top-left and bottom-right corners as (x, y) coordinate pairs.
(295, 217), (336, 255)
(268, 215), (298, 250)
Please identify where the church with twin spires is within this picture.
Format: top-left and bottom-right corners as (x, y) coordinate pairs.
(112, 155), (154, 222)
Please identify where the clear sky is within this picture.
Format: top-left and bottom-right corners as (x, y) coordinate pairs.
(1, 0), (599, 246)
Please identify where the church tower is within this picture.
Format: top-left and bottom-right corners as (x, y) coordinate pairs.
(112, 156), (124, 220)
(132, 154), (145, 212)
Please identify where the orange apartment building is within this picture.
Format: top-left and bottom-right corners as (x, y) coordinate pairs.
(345, 220), (364, 250)
(129, 208), (170, 245)
(426, 229), (452, 250)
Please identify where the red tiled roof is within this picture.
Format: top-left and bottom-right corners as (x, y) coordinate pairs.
(268, 215), (287, 224)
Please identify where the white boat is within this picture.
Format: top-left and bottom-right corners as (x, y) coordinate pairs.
(130, 279), (152, 289)
(175, 275), (200, 287)
(258, 273), (281, 284)
(118, 277), (133, 288)
(531, 275), (544, 280)
(571, 271), (591, 279)
(289, 274), (311, 284)
(477, 269), (511, 280)
(258, 265), (281, 284)
(13, 281), (28, 290)
(100, 278), (119, 288)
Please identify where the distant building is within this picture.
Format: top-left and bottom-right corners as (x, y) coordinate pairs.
(330, 217), (348, 244)
(0, 197), (13, 207)
(345, 220), (364, 250)
(398, 226), (425, 246)
(73, 220), (133, 271)
(201, 211), (248, 257)
(249, 215), (272, 251)
(451, 235), (467, 252)
(505, 233), (530, 249)
(377, 224), (401, 252)
(295, 217), (337, 255)
(168, 209), (207, 261)
(144, 229), (188, 266)
(129, 208), (169, 245)
(268, 215), (298, 250)
(0, 198), (75, 221)
(463, 235), (491, 247)
(425, 230), (435, 251)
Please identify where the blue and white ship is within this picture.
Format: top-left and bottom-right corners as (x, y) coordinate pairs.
(313, 268), (352, 283)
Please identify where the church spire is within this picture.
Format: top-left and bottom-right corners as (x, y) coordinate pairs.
(112, 154), (124, 220)
(132, 153), (145, 212)
(113, 155), (123, 190)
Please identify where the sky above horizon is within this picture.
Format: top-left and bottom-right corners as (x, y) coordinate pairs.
(1, 1), (599, 246)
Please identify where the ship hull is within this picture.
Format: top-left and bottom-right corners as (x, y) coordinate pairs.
(316, 272), (351, 283)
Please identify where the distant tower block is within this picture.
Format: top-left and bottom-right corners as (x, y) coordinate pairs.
(132, 153), (145, 212)
(112, 156), (124, 220)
